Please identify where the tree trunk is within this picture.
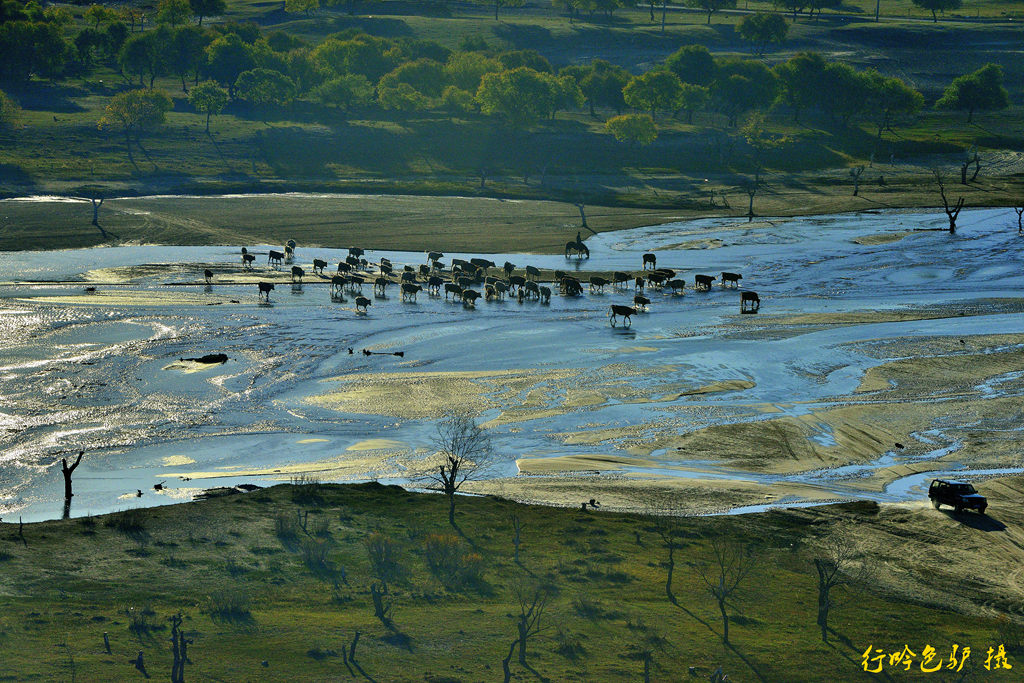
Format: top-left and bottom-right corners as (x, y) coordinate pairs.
(517, 620), (528, 665)
(501, 640), (516, 683)
(643, 655), (651, 683)
(495, 0), (499, 20)
(665, 543), (675, 603)
(91, 197), (103, 226)
(661, 0), (667, 32)
(205, 112), (211, 133)
(719, 599), (729, 644)
(707, 9), (712, 23)
(447, 492), (456, 527)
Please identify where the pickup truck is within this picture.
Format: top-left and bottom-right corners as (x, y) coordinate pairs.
(928, 479), (987, 514)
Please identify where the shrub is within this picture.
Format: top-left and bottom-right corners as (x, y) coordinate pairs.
(365, 532), (404, 585)
(423, 534), (486, 588)
(207, 589), (252, 623)
(290, 474), (324, 505)
(300, 537), (331, 573)
(274, 512), (300, 547)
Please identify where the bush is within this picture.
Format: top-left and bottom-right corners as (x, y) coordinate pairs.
(274, 512), (301, 547)
(207, 589), (252, 623)
(105, 509), (147, 537)
(300, 537), (331, 573)
(423, 534), (486, 588)
(364, 532), (405, 585)
(290, 475), (324, 505)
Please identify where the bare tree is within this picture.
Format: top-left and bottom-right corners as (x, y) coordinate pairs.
(850, 165), (864, 196)
(933, 169), (964, 233)
(812, 530), (869, 643)
(648, 512), (685, 605)
(61, 451), (84, 520)
(419, 412), (495, 527)
(502, 579), (551, 681)
(509, 511), (524, 564)
(744, 178), (758, 223)
(625, 630), (668, 683)
(960, 146), (980, 184)
(169, 613), (192, 683)
(1014, 207), (1022, 234)
(697, 537), (757, 645)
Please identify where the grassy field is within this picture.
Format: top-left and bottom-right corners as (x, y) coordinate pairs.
(0, 480), (1018, 681)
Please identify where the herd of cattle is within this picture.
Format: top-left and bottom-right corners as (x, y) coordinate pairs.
(213, 241), (760, 326)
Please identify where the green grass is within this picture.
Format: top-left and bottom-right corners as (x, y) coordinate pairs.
(0, 484), (1012, 681)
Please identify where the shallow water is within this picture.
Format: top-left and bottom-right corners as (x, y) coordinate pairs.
(1, 205), (1023, 520)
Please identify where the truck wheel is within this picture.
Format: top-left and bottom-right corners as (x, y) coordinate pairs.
(979, 506), (987, 515)
(954, 504), (964, 514)
(931, 498), (940, 509)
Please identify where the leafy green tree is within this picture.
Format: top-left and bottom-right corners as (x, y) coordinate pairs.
(497, 49), (551, 73)
(445, 51), (503, 92)
(685, 0), (737, 24)
(120, 28), (169, 88)
(378, 58), (446, 98)
(936, 63), (1010, 123)
(552, 74), (585, 117)
(378, 81), (430, 114)
(0, 88), (19, 129)
(283, 48), (323, 94)
(665, 44), (716, 86)
(285, 0), (319, 14)
(677, 83), (709, 123)
(441, 85), (476, 113)
(102, 22), (129, 60)
(167, 25), (213, 92)
(311, 34), (395, 82)
(862, 69), (923, 139)
(0, 21), (69, 83)
(713, 58), (777, 126)
(772, 51), (826, 122)
(477, 0), (524, 20)
(188, 80), (228, 132)
(477, 67), (560, 130)
(312, 74), (373, 111)
(740, 110), (790, 182)
(577, 59), (630, 115)
(156, 0), (192, 25)
(205, 33), (255, 97)
(773, 0), (807, 19)
(737, 13), (788, 55)
(816, 61), (870, 126)
(605, 113), (657, 146)
(235, 68), (295, 108)
(97, 88), (172, 165)
(75, 28), (104, 67)
(189, 0), (226, 25)
(807, 0), (842, 19)
(911, 0), (961, 21)
(623, 70), (684, 119)
(85, 4), (119, 29)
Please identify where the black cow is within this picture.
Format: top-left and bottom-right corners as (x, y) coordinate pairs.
(589, 276), (610, 293)
(355, 296), (371, 312)
(609, 305), (637, 327)
(242, 253), (256, 269)
(722, 272), (743, 288)
(613, 271), (631, 288)
(401, 271), (417, 283)
(444, 283), (462, 299)
(503, 261), (516, 278)
(427, 251), (443, 263)
(349, 247), (364, 258)
(374, 277), (390, 295)
(204, 269), (213, 284)
(428, 276), (443, 295)
(258, 282), (274, 301)
(668, 279), (686, 294)
(634, 295), (650, 310)
(741, 291), (760, 313)
(524, 281), (540, 299)
(312, 259), (327, 276)
(694, 274), (716, 291)
(268, 250), (284, 266)
(291, 266), (304, 283)
(539, 285), (551, 304)
(642, 253), (656, 269)
(525, 265), (541, 281)
(508, 275), (526, 293)
(461, 289), (480, 306)
(331, 275), (347, 296)
(471, 258), (496, 272)
(401, 283), (422, 301)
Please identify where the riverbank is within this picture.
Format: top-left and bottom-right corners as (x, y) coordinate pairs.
(0, 480), (1018, 681)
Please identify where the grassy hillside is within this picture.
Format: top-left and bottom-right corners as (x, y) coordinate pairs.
(1, 481), (1019, 681)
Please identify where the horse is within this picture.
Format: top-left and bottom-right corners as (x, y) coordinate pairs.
(565, 241), (590, 259)
(427, 276), (443, 295)
(401, 283), (422, 301)
(374, 277), (390, 295)
(348, 247), (364, 258)
(291, 266), (304, 283)
(589, 276), (610, 293)
(694, 274), (716, 291)
(503, 261), (516, 278)
(461, 289), (480, 306)
(204, 269), (213, 284)
(609, 304), (637, 327)
(312, 259), (327, 276)
(633, 294), (650, 310)
(525, 265), (541, 281)
(258, 282), (274, 301)
(539, 285), (551, 304)
(668, 279), (686, 294)
(741, 291), (760, 313)
(268, 250), (284, 266)
(242, 253), (256, 269)
(722, 272), (742, 288)
(642, 253), (656, 269)
(444, 283), (462, 299)
(524, 281), (540, 299)
(355, 296), (372, 312)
